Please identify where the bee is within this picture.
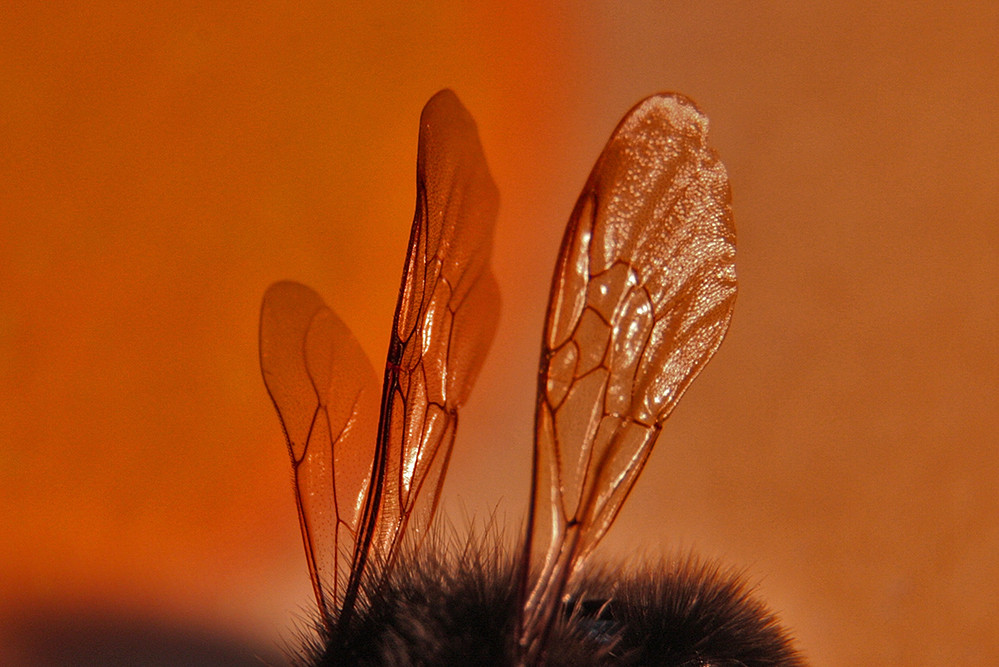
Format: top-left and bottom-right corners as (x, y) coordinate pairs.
(260, 90), (804, 666)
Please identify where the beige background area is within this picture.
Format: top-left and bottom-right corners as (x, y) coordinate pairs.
(1, 3), (996, 664)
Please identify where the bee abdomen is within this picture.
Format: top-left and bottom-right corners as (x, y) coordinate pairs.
(584, 556), (805, 666)
(301, 542), (803, 666)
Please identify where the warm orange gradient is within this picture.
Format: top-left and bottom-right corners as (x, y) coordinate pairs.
(2, 3), (997, 665)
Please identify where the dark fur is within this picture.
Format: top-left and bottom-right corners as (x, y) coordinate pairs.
(294, 530), (804, 666)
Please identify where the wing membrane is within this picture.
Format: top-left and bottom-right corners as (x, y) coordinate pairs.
(259, 281), (379, 620)
(348, 89), (501, 606)
(521, 94), (737, 659)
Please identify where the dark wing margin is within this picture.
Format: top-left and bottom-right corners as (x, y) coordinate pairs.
(260, 281), (379, 622)
(519, 93), (737, 662)
(345, 89), (501, 613)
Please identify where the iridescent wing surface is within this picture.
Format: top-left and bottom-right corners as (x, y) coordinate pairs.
(520, 93), (737, 660)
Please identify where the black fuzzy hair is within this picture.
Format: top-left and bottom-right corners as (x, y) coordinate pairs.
(580, 556), (805, 666)
(293, 530), (804, 666)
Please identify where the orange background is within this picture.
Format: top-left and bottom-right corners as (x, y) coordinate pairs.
(2, 3), (996, 664)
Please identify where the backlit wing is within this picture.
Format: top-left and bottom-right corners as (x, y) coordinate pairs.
(520, 93), (737, 660)
(347, 89), (501, 609)
(259, 280), (379, 621)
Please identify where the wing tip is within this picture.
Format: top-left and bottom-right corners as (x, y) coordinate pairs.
(622, 92), (712, 142)
(421, 88), (474, 136)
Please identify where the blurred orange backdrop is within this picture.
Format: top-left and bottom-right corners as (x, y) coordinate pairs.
(1, 3), (996, 665)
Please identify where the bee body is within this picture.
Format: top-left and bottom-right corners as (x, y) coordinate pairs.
(298, 538), (800, 666)
(261, 90), (804, 666)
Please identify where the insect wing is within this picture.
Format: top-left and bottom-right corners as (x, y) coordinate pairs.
(358, 89), (501, 584)
(260, 281), (379, 620)
(521, 94), (737, 658)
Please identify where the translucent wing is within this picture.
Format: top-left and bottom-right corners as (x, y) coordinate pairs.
(520, 94), (737, 660)
(259, 280), (379, 621)
(346, 89), (501, 610)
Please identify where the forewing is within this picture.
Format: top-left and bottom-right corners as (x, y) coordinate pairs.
(360, 90), (501, 578)
(260, 281), (379, 620)
(521, 94), (737, 658)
